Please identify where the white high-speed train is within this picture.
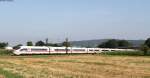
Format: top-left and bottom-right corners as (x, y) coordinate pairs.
(13, 46), (135, 55)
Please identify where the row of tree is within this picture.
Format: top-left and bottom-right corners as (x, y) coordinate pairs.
(97, 38), (150, 55)
(13, 40), (70, 50)
(26, 40), (68, 47)
(97, 39), (131, 48)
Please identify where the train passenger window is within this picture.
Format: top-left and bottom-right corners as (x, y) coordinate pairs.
(89, 50), (93, 51)
(94, 50), (99, 51)
(20, 48), (28, 51)
(102, 50), (109, 51)
(73, 49), (85, 51)
(111, 50), (115, 51)
(55, 49), (64, 51)
(55, 49), (70, 51)
(31, 48), (47, 51)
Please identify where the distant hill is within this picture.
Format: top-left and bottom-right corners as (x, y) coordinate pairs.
(70, 39), (145, 48)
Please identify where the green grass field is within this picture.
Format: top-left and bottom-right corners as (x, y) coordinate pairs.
(0, 51), (150, 78)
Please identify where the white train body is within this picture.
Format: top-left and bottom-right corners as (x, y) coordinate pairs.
(13, 46), (135, 55)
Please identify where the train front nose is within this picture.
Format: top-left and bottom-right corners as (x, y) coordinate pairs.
(13, 50), (20, 55)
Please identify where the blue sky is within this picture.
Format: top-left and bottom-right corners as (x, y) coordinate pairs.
(0, 0), (150, 45)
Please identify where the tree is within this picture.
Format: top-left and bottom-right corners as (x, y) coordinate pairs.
(98, 39), (118, 48)
(45, 38), (48, 46)
(106, 39), (118, 48)
(97, 39), (132, 48)
(118, 40), (131, 48)
(97, 42), (106, 48)
(27, 41), (33, 46)
(145, 38), (150, 48)
(0, 42), (8, 49)
(62, 41), (71, 47)
(13, 44), (22, 50)
(35, 41), (45, 46)
(62, 38), (71, 54)
(140, 44), (149, 55)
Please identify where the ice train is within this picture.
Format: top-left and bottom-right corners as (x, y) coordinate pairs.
(13, 46), (135, 55)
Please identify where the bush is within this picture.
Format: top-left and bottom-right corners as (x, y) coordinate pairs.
(0, 49), (13, 55)
(140, 45), (149, 55)
(0, 42), (8, 49)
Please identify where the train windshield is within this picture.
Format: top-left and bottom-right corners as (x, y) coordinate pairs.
(14, 46), (21, 50)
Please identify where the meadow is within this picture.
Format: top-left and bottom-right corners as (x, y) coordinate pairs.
(0, 52), (149, 78)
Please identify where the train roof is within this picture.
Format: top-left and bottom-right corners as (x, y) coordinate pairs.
(20, 46), (48, 48)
